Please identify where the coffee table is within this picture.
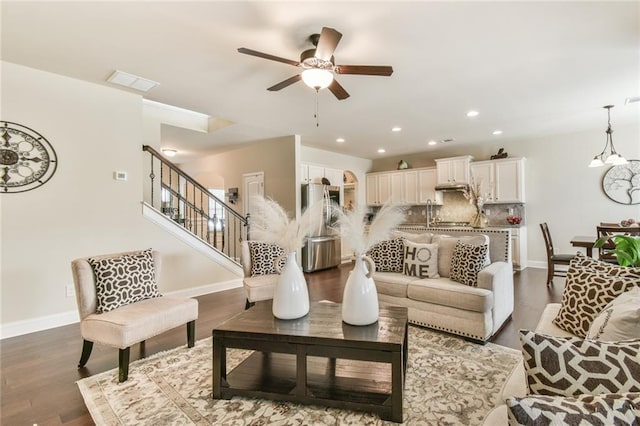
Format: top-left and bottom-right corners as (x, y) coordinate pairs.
(212, 301), (408, 422)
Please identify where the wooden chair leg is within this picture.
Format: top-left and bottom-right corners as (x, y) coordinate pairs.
(119, 347), (130, 383)
(546, 263), (554, 286)
(187, 320), (195, 348)
(78, 339), (93, 368)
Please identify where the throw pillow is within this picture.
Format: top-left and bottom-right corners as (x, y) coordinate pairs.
(507, 393), (640, 426)
(519, 330), (640, 397)
(88, 249), (160, 314)
(587, 287), (640, 341)
(572, 252), (640, 279)
(391, 230), (433, 243)
(449, 241), (489, 287)
(402, 241), (439, 279)
(553, 257), (639, 337)
(248, 241), (286, 277)
(366, 238), (405, 273)
(433, 234), (490, 278)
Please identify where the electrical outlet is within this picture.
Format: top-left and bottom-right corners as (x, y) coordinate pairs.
(485, 208), (491, 215)
(66, 284), (75, 298)
(421, 210), (426, 215)
(408, 211), (412, 215)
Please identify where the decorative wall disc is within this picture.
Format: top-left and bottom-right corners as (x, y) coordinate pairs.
(602, 159), (640, 205)
(0, 121), (58, 193)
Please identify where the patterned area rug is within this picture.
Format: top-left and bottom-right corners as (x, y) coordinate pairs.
(77, 326), (521, 425)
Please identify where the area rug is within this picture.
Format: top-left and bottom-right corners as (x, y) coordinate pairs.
(77, 326), (521, 425)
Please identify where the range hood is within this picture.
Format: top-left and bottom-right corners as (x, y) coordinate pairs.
(434, 183), (469, 192)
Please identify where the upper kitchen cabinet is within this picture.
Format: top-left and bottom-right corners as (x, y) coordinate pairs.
(366, 172), (391, 206)
(435, 155), (473, 186)
(301, 164), (343, 187)
(418, 168), (443, 204)
(470, 157), (526, 203)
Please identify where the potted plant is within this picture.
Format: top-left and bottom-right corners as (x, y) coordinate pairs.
(595, 235), (640, 267)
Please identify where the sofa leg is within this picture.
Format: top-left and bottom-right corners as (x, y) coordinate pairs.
(245, 299), (255, 310)
(119, 347), (130, 383)
(78, 339), (94, 368)
(187, 320), (195, 348)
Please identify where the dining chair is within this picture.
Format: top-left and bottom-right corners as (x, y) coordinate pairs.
(540, 223), (577, 286)
(596, 225), (640, 263)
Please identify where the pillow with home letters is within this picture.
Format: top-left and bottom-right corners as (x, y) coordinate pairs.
(587, 287), (640, 341)
(519, 330), (640, 397)
(248, 241), (286, 277)
(507, 393), (640, 426)
(553, 256), (639, 337)
(88, 249), (160, 314)
(402, 240), (439, 279)
(367, 238), (405, 273)
(449, 241), (488, 287)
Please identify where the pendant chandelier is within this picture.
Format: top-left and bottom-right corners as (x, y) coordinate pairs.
(588, 105), (627, 167)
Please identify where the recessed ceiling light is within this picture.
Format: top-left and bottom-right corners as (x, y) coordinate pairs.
(391, 126), (402, 132)
(466, 110), (479, 117)
(336, 138), (345, 143)
(377, 148), (386, 153)
(107, 70), (159, 92)
(492, 130), (503, 135)
(162, 149), (177, 157)
(428, 140), (437, 146)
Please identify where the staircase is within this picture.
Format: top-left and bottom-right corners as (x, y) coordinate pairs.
(142, 145), (249, 265)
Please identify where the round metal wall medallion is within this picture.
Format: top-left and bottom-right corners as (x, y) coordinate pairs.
(0, 121), (58, 193)
(602, 159), (640, 205)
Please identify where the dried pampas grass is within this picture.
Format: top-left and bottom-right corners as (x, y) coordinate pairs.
(249, 195), (325, 252)
(334, 202), (406, 255)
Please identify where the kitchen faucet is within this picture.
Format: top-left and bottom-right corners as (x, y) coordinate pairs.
(426, 199), (432, 226)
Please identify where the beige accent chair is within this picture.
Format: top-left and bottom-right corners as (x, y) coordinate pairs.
(240, 240), (279, 309)
(71, 250), (199, 382)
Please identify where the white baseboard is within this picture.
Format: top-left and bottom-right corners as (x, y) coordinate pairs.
(0, 279), (243, 340)
(526, 260), (546, 269)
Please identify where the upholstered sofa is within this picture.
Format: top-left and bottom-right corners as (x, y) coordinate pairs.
(484, 254), (640, 424)
(369, 229), (514, 343)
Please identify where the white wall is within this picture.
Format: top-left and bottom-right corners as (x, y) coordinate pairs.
(1, 62), (241, 337)
(371, 124), (640, 267)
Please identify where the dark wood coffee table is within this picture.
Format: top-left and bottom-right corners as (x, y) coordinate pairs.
(212, 301), (408, 422)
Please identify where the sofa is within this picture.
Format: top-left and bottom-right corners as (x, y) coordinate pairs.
(369, 229), (514, 343)
(483, 254), (640, 424)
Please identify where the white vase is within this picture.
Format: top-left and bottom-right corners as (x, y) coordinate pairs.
(272, 252), (309, 320)
(342, 254), (379, 326)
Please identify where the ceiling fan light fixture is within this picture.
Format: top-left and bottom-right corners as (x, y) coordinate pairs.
(301, 68), (334, 89)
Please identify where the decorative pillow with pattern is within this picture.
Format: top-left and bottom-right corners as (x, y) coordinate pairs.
(248, 241), (286, 277)
(449, 241), (489, 287)
(553, 257), (640, 337)
(587, 287), (640, 342)
(88, 249), (160, 314)
(519, 330), (640, 397)
(571, 252), (640, 278)
(507, 393), (640, 426)
(433, 234), (490, 278)
(402, 241), (439, 279)
(367, 238), (405, 273)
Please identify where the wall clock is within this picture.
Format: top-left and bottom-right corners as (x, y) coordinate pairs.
(602, 159), (640, 205)
(0, 121), (58, 193)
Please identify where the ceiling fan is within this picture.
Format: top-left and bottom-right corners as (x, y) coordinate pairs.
(238, 27), (393, 100)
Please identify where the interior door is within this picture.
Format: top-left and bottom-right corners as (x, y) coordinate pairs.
(243, 172), (264, 218)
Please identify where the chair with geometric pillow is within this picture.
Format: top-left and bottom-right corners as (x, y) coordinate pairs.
(70, 249), (198, 382)
(240, 240), (286, 309)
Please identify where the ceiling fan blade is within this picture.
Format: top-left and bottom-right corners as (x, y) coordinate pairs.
(335, 65), (394, 76)
(267, 74), (302, 91)
(237, 47), (300, 67)
(328, 79), (350, 100)
(314, 27), (343, 61)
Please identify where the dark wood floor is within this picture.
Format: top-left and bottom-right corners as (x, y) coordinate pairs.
(0, 264), (563, 425)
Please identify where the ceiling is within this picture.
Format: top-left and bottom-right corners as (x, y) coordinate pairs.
(2, 1), (639, 163)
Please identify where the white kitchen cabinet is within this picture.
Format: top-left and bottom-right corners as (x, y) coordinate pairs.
(366, 173), (393, 206)
(323, 167), (344, 188)
(403, 170), (419, 205)
(435, 155), (473, 185)
(390, 172), (405, 203)
(418, 168), (442, 204)
(470, 158), (525, 203)
(300, 164), (325, 184)
(510, 226), (528, 271)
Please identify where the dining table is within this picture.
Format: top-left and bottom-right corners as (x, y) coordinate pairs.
(570, 235), (597, 257)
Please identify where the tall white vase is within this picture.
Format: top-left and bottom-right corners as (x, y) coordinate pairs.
(272, 252), (310, 320)
(342, 254), (379, 326)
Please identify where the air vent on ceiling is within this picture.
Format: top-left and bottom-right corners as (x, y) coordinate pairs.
(440, 138), (455, 143)
(107, 70), (159, 92)
(625, 96), (640, 104)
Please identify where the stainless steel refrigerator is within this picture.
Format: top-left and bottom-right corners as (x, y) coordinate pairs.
(301, 183), (341, 272)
